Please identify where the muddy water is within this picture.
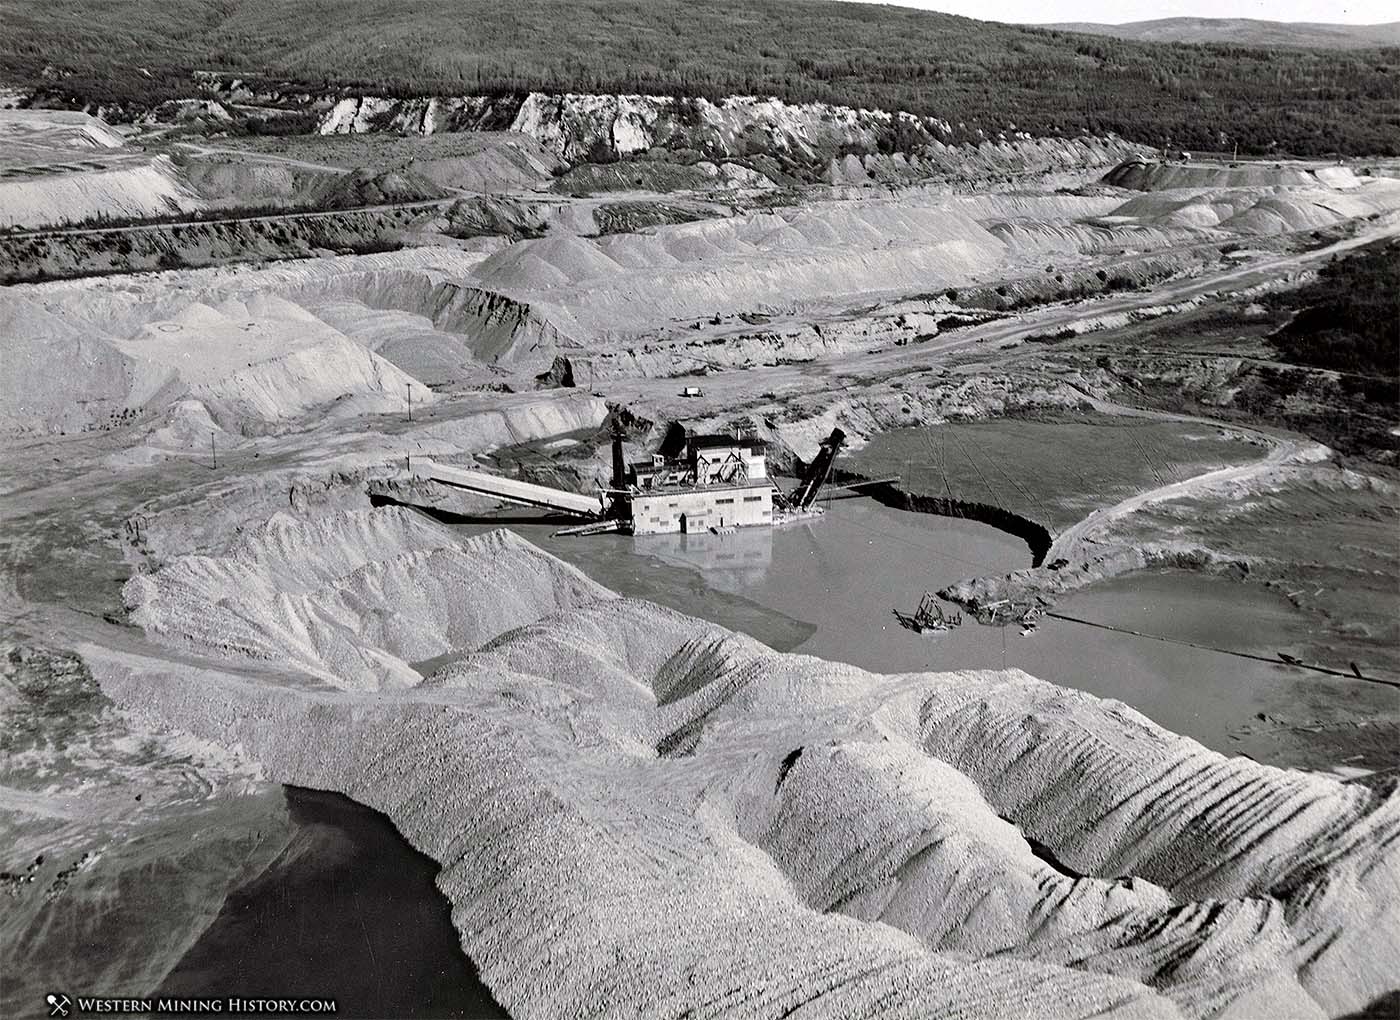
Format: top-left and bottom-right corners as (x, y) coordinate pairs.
(157, 787), (508, 1019)
(449, 499), (1341, 758)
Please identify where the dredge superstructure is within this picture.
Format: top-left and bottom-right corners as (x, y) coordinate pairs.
(412, 427), (848, 536)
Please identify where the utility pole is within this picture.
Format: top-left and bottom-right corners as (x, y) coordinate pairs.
(406, 383), (413, 422)
(210, 430), (217, 470)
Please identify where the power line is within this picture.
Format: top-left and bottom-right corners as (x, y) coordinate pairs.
(1045, 610), (1400, 688)
(945, 421), (1007, 509)
(979, 426), (1038, 508)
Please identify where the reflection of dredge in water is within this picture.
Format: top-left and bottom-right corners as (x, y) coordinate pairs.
(894, 591), (964, 635)
(634, 527), (774, 593)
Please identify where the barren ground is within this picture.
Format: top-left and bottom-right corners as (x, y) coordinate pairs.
(2, 108), (1398, 1018)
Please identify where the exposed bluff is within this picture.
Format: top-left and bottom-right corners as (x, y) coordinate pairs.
(320, 92), (1139, 178)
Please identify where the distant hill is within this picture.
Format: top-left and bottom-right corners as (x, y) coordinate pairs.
(1, 0), (1397, 156)
(1043, 17), (1400, 50)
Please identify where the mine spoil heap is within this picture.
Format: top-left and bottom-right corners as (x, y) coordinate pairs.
(90, 507), (1400, 1019)
(3, 85), (1400, 1020)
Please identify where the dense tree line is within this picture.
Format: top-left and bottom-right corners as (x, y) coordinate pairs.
(1222, 241), (1400, 462)
(3, 0), (1397, 155)
(1267, 242), (1400, 385)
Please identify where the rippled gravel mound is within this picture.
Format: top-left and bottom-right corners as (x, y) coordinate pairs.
(96, 509), (1400, 1018)
(122, 508), (612, 687)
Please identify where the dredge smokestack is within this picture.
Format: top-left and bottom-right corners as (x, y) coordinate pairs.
(611, 431), (626, 490)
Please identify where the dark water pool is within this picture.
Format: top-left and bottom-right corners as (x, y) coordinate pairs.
(156, 787), (508, 1019)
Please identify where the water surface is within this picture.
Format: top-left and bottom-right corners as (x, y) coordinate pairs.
(449, 498), (1344, 756)
(158, 787), (508, 1019)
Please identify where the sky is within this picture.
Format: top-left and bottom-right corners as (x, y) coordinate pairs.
(864, 0), (1396, 24)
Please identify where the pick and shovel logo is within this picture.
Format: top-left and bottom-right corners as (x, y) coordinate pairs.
(46, 993), (72, 1017)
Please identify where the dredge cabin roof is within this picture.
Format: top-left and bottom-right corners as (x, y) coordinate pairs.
(636, 477), (774, 496)
(689, 434), (767, 450)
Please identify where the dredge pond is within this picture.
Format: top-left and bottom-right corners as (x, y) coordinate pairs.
(157, 787), (509, 1019)
(449, 498), (1344, 761)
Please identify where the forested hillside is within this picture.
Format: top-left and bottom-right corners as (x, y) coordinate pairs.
(1268, 242), (1400, 383)
(1245, 241), (1400, 461)
(3, 0), (1397, 155)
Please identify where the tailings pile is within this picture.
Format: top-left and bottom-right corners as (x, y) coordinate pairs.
(91, 509), (1400, 1020)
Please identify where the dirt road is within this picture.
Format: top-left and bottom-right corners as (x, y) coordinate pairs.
(601, 221), (1400, 416)
(853, 220), (1399, 375)
(173, 141), (352, 176)
(1046, 425), (1329, 562)
(2, 195), (459, 240)
(597, 221), (1395, 570)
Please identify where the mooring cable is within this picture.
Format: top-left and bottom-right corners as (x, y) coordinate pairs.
(1043, 610), (1400, 688)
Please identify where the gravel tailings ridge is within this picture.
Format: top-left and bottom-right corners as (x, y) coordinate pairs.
(0, 154), (205, 230)
(123, 509), (611, 687)
(100, 508), (1398, 1018)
